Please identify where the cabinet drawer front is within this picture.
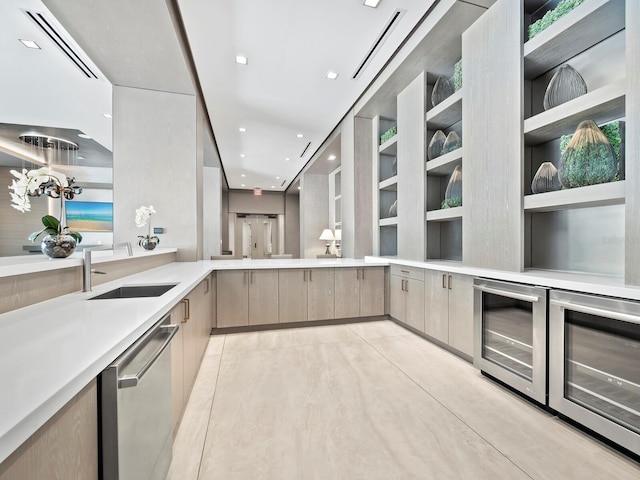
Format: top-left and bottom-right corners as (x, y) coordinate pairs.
(390, 264), (424, 281)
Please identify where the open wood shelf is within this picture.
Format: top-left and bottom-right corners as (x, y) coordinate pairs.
(426, 148), (463, 176)
(426, 206), (463, 222)
(524, 0), (625, 79)
(379, 136), (398, 155)
(523, 181), (625, 212)
(426, 89), (463, 129)
(524, 81), (625, 145)
(379, 217), (398, 227)
(379, 176), (398, 191)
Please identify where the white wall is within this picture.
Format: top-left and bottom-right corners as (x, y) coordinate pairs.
(300, 174), (329, 258)
(203, 166), (222, 258)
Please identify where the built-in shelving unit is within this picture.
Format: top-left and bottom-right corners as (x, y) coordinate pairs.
(376, 116), (398, 256)
(524, 181), (626, 213)
(523, 0), (625, 79)
(523, 81), (626, 145)
(426, 64), (463, 262)
(426, 206), (463, 222)
(522, 0), (627, 276)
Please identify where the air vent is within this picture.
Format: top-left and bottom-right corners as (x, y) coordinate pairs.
(24, 10), (99, 79)
(300, 142), (312, 158)
(352, 8), (405, 80)
(280, 179), (287, 187)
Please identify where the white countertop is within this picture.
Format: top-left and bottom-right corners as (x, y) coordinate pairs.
(0, 247), (178, 278)
(371, 256), (640, 301)
(0, 256), (387, 464)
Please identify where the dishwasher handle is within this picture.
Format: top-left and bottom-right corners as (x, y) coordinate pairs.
(118, 324), (179, 389)
(473, 284), (541, 303)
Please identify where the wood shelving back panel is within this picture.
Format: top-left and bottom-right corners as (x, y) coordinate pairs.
(426, 148), (463, 176)
(523, 181), (625, 212)
(426, 90), (463, 129)
(524, 0), (625, 79)
(523, 80), (626, 145)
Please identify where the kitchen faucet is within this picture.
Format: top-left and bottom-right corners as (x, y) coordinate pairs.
(83, 242), (133, 292)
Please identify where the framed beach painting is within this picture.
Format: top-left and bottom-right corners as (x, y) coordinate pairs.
(66, 201), (113, 232)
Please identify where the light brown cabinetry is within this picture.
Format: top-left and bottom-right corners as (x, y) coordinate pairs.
(170, 275), (213, 435)
(335, 267), (385, 318)
(390, 266), (425, 332)
(307, 268), (335, 321)
(216, 270), (279, 327)
(424, 270), (474, 357)
(0, 380), (98, 480)
(278, 269), (308, 323)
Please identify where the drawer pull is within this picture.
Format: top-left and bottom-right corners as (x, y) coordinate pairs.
(204, 277), (210, 294)
(442, 274), (446, 289)
(181, 298), (190, 322)
(448, 275), (452, 290)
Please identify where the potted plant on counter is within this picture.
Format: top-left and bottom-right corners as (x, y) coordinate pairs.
(136, 205), (160, 250)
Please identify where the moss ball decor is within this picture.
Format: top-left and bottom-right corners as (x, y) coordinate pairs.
(454, 59), (462, 92)
(558, 120), (617, 188)
(442, 131), (462, 155)
(528, 0), (585, 40)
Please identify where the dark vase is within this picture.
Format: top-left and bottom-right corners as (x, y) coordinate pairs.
(428, 130), (447, 160)
(543, 64), (587, 110)
(141, 237), (158, 251)
(432, 77), (454, 107)
(41, 234), (77, 258)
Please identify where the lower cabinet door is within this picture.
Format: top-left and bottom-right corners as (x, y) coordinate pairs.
(170, 302), (185, 436)
(216, 270), (249, 327)
(404, 279), (425, 332)
(334, 268), (360, 319)
(359, 267), (385, 317)
(447, 274), (474, 356)
(390, 275), (405, 322)
(248, 269), (279, 325)
(424, 270), (449, 343)
(278, 269), (308, 323)
(307, 268), (335, 321)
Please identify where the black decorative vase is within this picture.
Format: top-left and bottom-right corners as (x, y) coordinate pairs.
(141, 238), (158, 251)
(41, 234), (77, 258)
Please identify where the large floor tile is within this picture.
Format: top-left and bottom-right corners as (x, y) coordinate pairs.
(365, 334), (640, 480)
(346, 319), (412, 339)
(222, 324), (360, 354)
(197, 340), (530, 480)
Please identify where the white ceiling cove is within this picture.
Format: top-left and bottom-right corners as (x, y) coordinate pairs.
(177, 0), (437, 190)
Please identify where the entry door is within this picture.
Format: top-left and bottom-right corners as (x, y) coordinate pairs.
(236, 215), (278, 259)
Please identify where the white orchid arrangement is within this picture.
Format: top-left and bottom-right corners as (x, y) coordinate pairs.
(135, 205), (160, 246)
(8, 167), (82, 244)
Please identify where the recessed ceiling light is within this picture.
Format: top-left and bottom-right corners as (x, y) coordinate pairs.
(363, 0), (381, 7)
(102, 113), (112, 119)
(240, 154), (245, 158)
(241, 184), (245, 187)
(271, 186), (275, 189)
(297, 133), (303, 138)
(241, 174), (246, 177)
(298, 186), (301, 190)
(235, 55), (248, 65)
(77, 156), (85, 160)
(239, 127), (246, 132)
(19, 39), (40, 49)
(328, 154), (337, 161)
(78, 133), (91, 139)
(326, 71), (338, 80)
(276, 176), (280, 179)
(285, 157), (290, 161)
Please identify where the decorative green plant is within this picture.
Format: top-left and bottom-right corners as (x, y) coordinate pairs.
(558, 120), (617, 188)
(442, 131), (462, 154)
(441, 197), (462, 209)
(528, 0), (585, 40)
(561, 121), (623, 179)
(380, 126), (397, 145)
(28, 215), (82, 244)
(454, 59), (462, 92)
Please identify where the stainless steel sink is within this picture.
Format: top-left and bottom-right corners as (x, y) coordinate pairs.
(89, 284), (178, 300)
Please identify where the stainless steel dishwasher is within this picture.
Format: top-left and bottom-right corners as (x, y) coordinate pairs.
(100, 314), (178, 480)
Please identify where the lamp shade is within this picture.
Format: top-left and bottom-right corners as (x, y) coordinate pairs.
(319, 229), (335, 241)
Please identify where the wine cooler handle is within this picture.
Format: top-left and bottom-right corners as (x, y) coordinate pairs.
(551, 299), (640, 325)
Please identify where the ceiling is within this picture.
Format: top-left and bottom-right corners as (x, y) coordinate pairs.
(175, 0), (438, 191)
(4, 0), (441, 192)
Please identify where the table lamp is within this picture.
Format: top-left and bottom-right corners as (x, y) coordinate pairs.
(319, 229), (335, 254)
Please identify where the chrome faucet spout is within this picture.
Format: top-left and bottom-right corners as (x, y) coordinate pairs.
(82, 242), (133, 292)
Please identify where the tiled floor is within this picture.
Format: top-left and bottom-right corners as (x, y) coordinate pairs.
(167, 320), (640, 480)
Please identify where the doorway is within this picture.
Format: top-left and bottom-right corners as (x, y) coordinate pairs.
(234, 214), (278, 259)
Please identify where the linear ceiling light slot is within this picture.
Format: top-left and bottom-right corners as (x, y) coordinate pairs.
(280, 179), (287, 187)
(352, 8), (405, 80)
(300, 142), (312, 157)
(24, 10), (99, 79)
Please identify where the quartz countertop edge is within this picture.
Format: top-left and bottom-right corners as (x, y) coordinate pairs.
(0, 247), (178, 278)
(0, 257), (388, 464)
(371, 256), (640, 301)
